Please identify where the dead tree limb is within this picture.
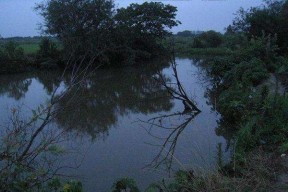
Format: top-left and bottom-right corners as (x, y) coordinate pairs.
(141, 111), (199, 173)
(155, 37), (201, 113)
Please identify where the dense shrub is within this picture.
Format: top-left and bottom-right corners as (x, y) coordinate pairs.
(224, 58), (269, 86)
(1, 41), (25, 60)
(192, 30), (223, 48)
(37, 37), (59, 59)
(0, 41), (29, 74)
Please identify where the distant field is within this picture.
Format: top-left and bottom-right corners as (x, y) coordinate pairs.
(19, 43), (39, 54)
(19, 43), (62, 55)
(0, 36), (60, 55)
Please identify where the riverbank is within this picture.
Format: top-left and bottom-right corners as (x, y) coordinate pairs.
(166, 42), (288, 192)
(2, 38), (288, 192)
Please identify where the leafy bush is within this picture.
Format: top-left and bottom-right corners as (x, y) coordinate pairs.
(234, 95), (288, 159)
(232, 0), (288, 54)
(0, 41), (29, 74)
(37, 37), (59, 59)
(192, 30), (223, 48)
(62, 180), (82, 192)
(112, 178), (140, 192)
(1, 41), (25, 60)
(224, 58), (269, 86)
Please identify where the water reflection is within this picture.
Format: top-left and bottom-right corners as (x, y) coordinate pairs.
(0, 74), (32, 100)
(0, 58), (227, 191)
(0, 62), (174, 140)
(143, 111), (200, 172)
(192, 57), (236, 152)
(0, 71), (63, 100)
(54, 66), (173, 140)
(36, 71), (62, 95)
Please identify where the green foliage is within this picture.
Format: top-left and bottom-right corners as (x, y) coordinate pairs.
(20, 43), (40, 54)
(232, 0), (288, 54)
(167, 36), (231, 56)
(0, 41), (29, 74)
(205, 18), (288, 166)
(46, 179), (83, 192)
(38, 37), (59, 59)
(1, 41), (24, 60)
(192, 37), (204, 48)
(0, 105), (70, 192)
(216, 143), (224, 170)
(176, 30), (194, 37)
(110, 2), (180, 64)
(115, 2), (179, 39)
(112, 178), (140, 192)
(209, 34), (278, 84)
(232, 94), (288, 167)
(192, 30), (223, 48)
(47, 145), (65, 155)
(279, 141), (288, 153)
(145, 183), (162, 192)
(0, 46), (3, 58)
(36, 0), (115, 65)
(222, 32), (247, 50)
(37, 0), (180, 66)
(210, 44), (272, 121)
(218, 84), (256, 121)
(47, 178), (62, 191)
(63, 181), (82, 192)
(224, 58), (269, 86)
(173, 170), (196, 190)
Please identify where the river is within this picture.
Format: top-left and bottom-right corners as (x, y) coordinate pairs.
(0, 57), (228, 191)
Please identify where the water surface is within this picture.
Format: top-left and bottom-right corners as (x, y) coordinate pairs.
(0, 58), (227, 191)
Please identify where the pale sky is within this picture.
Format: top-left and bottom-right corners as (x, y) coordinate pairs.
(0, 0), (264, 37)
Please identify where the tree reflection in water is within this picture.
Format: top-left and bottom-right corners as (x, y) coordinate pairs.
(194, 57), (236, 154)
(54, 65), (174, 140)
(141, 56), (203, 173)
(0, 71), (63, 100)
(0, 74), (33, 100)
(142, 111), (200, 173)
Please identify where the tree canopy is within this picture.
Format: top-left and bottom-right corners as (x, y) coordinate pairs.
(36, 0), (180, 66)
(115, 2), (179, 38)
(232, 0), (288, 54)
(192, 30), (223, 48)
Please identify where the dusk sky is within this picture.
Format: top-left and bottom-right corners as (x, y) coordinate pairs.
(0, 0), (264, 37)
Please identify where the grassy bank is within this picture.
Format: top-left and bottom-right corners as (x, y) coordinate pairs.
(113, 34), (288, 191)
(194, 35), (288, 191)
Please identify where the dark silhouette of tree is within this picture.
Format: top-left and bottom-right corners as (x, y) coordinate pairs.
(36, 0), (180, 66)
(142, 111), (199, 172)
(54, 64), (173, 140)
(232, 0), (288, 54)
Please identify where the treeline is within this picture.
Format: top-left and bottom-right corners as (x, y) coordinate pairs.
(0, 36), (58, 44)
(36, 0), (180, 67)
(0, 0), (180, 74)
(173, 0), (288, 58)
(0, 37), (62, 74)
(175, 30), (223, 48)
(171, 30), (232, 56)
